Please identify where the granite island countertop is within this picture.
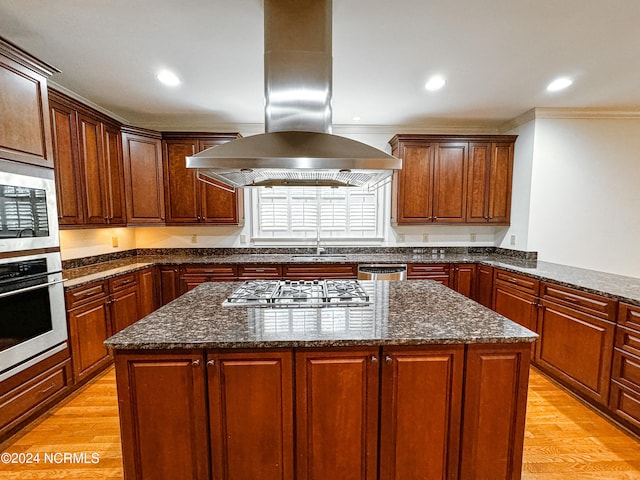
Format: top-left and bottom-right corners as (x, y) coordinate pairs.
(104, 280), (537, 350)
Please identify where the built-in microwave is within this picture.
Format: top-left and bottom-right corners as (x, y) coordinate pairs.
(0, 158), (60, 252)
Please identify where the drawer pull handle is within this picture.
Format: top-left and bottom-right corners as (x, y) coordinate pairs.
(192, 360), (201, 367)
(41, 382), (58, 394)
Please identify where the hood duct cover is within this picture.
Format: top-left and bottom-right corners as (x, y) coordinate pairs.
(187, 0), (401, 189)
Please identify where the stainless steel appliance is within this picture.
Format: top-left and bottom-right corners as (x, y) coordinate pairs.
(358, 264), (407, 281)
(223, 279), (371, 308)
(0, 159), (60, 252)
(0, 251), (67, 381)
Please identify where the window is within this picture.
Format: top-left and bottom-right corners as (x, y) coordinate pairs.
(251, 186), (384, 242)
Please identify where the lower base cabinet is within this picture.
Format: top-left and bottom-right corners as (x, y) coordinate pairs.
(114, 343), (531, 480)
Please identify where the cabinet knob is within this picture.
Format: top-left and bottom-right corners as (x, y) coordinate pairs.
(385, 355), (393, 363)
(371, 355), (378, 363)
(207, 359), (215, 367)
(192, 359), (201, 367)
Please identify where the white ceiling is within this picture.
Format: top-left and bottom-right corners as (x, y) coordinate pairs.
(2, 0), (640, 131)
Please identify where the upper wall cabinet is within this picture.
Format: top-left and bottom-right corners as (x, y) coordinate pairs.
(49, 89), (126, 227)
(389, 135), (516, 225)
(121, 127), (164, 225)
(0, 37), (58, 167)
(162, 132), (243, 225)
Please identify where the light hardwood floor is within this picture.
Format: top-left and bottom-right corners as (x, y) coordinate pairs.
(1, 367), (639, 479)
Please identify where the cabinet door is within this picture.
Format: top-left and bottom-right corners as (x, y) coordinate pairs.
(466, 142), (491, 223)
(78, 113), (107, 224)
(67, 297), (112, 383)
(0, 46), (54, 167)
(115, 352), (209, 480)
(138, 267), (158, 317)
(537, 300), (615, 405)
(474, 264), (493, 308)
(159, 266), (180, 306)
(198, 140), (240, 224)
(296, 348), (379, 480)
(122, 129), (165, 224)
(110, 286), (140, 334)
(493, 284), (539, 334)
(453, 264), (476, 298)
(208, 351), (294, 480)
(460, 343), (531, 480)
(433, 142), (467, 223)
(163, 139), (199, 223)
(396, 143), (434, 223)
(102, 122), (126, 225)
(379, 346), (463, 480)
(487, 142), (514, 224)
(49, 98), (85, 226)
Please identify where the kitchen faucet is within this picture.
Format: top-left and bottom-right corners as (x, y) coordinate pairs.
(316, 232), (325, 256)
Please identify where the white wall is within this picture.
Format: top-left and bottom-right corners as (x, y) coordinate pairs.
(59, 227), (136, 261)
(526, 117), (640, 277)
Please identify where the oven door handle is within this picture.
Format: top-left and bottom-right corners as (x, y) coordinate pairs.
(0, 278), (67, 300)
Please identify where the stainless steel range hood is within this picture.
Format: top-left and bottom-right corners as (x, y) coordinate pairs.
(187, 0), (401, 189)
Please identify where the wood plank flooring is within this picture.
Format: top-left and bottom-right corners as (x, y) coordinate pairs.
(0, 366), (639, 479)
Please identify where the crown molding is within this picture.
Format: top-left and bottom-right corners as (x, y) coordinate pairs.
(500, 107), (640, 132)
(49, 81), (130, 125)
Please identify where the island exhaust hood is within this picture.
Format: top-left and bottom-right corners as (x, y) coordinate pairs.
(186, 0), (401, 189)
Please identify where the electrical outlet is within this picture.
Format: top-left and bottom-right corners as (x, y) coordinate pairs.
(397, 233), (405, 243)
(240, 234), (247, 244)
(470, 233), (476, 242)
(422, 234), (429, 242)
(191, 234), (198, 244)
(111, 236), (118, 248)
(510, 234), (517, 245)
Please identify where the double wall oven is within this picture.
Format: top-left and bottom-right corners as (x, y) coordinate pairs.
(0, 159), (67, 382)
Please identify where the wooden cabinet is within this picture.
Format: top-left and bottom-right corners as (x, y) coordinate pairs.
(283, 263), (357, 280)
(537, 282), (616, 406)
(459, 343), (531, 480)
(389, 135), (516, 225)
(179, 265), (237, 293)
(207, 351), (294, 480)
(159, 266), (180, 306)
(138, 267), (158, 317)
(296, 348), (379, 480)
(466, 142), (514, 223)
(49, 89), (126, 227)
(108, 273), (140, 334)
(121, 127), (165, 224)
(379, 346), (464, 480)
(163, 133), (241, 225)
(115, 351), (210, 480)
(492, 268), (540, 339)
(407, 263), (451, 286)
(474, 264), (494, 308)
(237, 264), (283, 280)
(65, 281), (112, 383)
(0, 37), (56, 167)
(452, 263), (476, 298)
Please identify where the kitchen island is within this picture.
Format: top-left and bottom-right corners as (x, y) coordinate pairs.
(105, 280), (537, 480)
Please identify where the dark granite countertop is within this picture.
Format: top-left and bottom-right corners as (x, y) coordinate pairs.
(63, 251), (640, 306)
(104, 280), (537, 350)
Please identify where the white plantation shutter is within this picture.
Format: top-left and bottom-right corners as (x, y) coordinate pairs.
(252, 186), (382, 240)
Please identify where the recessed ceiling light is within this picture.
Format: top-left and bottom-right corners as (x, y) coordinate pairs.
(424, 75), (446, 91)
(547, 77), (573, 92)
(156, 70), (181, 87)
(352, 116), (361, 121)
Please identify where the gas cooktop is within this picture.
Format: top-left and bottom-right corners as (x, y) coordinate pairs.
(222, 280), (371, 308)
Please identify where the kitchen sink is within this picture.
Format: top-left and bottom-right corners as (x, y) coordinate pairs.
(289, 255), (348, 262)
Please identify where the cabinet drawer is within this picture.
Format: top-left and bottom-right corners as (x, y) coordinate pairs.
(109, 272), (138, 292)
(182, 265), (237, 278)
(542, 283), (616, 321)
(611, 349), (640, 393)
(238, 264), (282, 279)
(0, 360), (71, 430)
(619, 303), (640, 333)
(494, 269), (539, 295)
(65, 280), (108, 309)
(283, 264), (357, 279)
(609, 382), (640, 432)
(616, 325), (640, 358)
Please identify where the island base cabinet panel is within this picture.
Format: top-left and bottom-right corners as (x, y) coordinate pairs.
(208, 351), (294, 480)
(115, 352), (210, 480)
(536, 301), (615, 406)
(379, 346), (464, 480)
(295, 348), (379, 480)
(459, 344), (531, 480)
